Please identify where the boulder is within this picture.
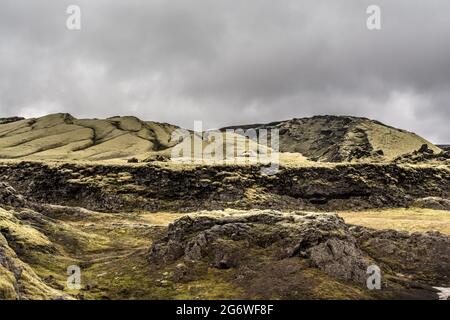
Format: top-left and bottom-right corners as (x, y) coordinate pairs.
(413, 197), (450, 211)
(0, 182), (26, 208)
(149, 211), (372, 284)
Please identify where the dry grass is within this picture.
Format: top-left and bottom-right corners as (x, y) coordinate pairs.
(362, 120), (441, 160)
(139, 212), (185, 225)
(338, 208), (450, 235)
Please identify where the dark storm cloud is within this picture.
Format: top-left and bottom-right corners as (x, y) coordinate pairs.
(0, 0), (449, 142)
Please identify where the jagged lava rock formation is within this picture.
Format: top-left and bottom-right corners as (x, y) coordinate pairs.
(0, 161), (449, 212)
(149, 210), (450, 299)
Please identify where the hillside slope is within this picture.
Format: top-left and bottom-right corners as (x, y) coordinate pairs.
(0, 114), (441, 163)
(0, 114), (272, 162)
(0, 114), (180, 161)
(222, 115), (441, 162)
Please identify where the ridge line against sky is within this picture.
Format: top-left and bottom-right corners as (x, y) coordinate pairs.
(0, 0), (449, 143)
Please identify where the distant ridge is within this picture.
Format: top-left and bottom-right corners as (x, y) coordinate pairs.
(0, 113), (267, 162)
(438, 145), (450, 152)
(0, 117), (25, 125)
(0, 113), (441, 163)
(221, 115), (441, 162)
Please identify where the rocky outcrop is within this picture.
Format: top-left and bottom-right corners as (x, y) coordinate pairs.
(0, 237), (64, 299)
(0, 182), (27, 208)
(1, 161), (449, 212)
(352, 226), (450, 286)
(149, 211), (371, 284)
(0, 210), (63, 300)
(413, 197), (450, 211)
(0, 182), (70, 299)
(394, 144), (450, 164)
(0, 117), (25, 125)
(437, 145), (450, 152)
(149, 210), (450, 299)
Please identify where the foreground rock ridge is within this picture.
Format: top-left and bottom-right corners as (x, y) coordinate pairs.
(0, 160), (449, 300)
(150, 211), (450, 299)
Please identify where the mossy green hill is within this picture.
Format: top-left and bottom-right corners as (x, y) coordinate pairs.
(0, 113), (442, 163)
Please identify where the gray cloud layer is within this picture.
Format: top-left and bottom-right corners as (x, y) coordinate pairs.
(0, 0), (449, 142)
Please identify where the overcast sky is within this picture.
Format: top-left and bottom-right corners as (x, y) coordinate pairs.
(0, 0), (449, 143)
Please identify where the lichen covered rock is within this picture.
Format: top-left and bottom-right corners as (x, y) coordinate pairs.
(0, 231), (63, 300)
(0, 182), (26, 208)
(149, 211), (372, 284)
(149, 210), (450, 298)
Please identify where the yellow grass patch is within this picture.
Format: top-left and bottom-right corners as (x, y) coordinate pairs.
(338, 208), (450, 235)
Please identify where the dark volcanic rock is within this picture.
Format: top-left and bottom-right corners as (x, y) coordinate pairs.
(149, 211), (372, 284)
(149, 210), (450, 298)
(352, 226), (450, 286)
(0, 117), (24, 125)
(437, 145), (450, 152)
(394, 144), (450, 164)
(0, 182), (26, 208)
(0, 161), (449, 212)
(413, 197), (450, 211)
